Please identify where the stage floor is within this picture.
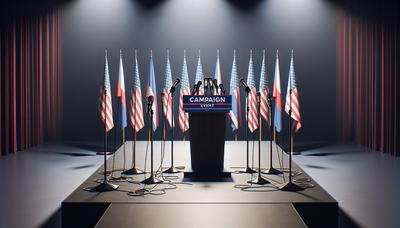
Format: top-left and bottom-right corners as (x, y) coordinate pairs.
(62, 141), (337, 227)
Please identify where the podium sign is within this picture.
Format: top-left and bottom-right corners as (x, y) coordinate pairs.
(183, 95), (232, 113)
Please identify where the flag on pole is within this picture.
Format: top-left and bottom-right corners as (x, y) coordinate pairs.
(259, 49), (271, 126)
(285, 50), (302, 132)
(214, 49), (222, 94)
(129, 50), (144, 133)
(195, 50), (204, 95)
(273, 50), (282, 132)
(229, 49), (241, 131)
(163, 50), (174, 128)
(247, 50), (258, 133)
(179, 50), (190, 132)
(146, 50), (159, 131)
(117, 50), (127, 129)
(99, 50), (114, 132)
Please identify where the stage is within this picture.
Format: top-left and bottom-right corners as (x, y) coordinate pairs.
(62, 141), (338, 227)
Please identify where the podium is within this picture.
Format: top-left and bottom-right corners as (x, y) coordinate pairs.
(183, 95), (232, 179)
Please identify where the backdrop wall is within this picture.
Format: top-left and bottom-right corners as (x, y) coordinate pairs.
(62, 0), (337, 143)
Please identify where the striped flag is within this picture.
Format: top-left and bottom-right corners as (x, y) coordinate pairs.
(179, 50), (190, 133)
(146, 51), (159, 131)
(214, 49), (222, 93)
(259, 49), (271, 126)
(194, 50), (204, 95)
(285, 50), (302, 132)
(99, 50), (114, 132)
(163, 50), (174, 128)
(229, 50), (241, 131)
(273, 50), (282, 132)
(117, 50), (127, 129)
(129, 50), (144, 132)
(247, 50), (258, 133)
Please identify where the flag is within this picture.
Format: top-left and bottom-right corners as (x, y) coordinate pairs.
(273, 50), (282, 132)
(163, 50), (174, 128)
(285, 50), (302, 132)
(214, 49), (222, 93)
(259, 49), (271, 126)
(146, 50), (159, 131)
(99, 50), (114, 132)
(179, 50), (190, 132)
(195, 50), (204, 95)
(116, 50), (127, 129)
(129, 50), (144, 133)
(247, 50), (258, 133)
(229, 49), (241, 131)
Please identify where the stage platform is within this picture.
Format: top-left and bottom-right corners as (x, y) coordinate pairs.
(62, 141), (338, 227)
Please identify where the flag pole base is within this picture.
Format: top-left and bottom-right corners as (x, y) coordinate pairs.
(247, 174), (270, 185)
(141, 175), (163, 185)
(291, 151), (301, 155)
(96, 151), (113, 155)
(163, 166), (181, 174)
(121, 167), (144, 175)
(88, 181), (119, 192)
(239, 166), (257, 174)
(262, 167), (283, 175)
(279, 181), (304, 192)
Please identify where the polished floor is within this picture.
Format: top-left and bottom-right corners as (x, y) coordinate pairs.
(1, 141), (400, 228)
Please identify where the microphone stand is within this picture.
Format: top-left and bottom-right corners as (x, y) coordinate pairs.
(279, 88), (303, 191)
(240, 89), (256, 174)
(89, 89), (118, 191)
(142, 102), (162, 185)
(164, 87), (181, 173)
(263, 95), (283, 175)
(248, 93), (270, 185)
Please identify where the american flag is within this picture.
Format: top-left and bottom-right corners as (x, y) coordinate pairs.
(285, 50), (302, 132)
(117, 50), (127, 129)
(229, 50), (241, 131)
(259, 49), (271, 126)
(179, 50), (190, 132)
(146, 51), (159, 131)
(99, 50), (114, 132)
(163, 50), (174, 128)
(129, 50), (144, 133)
(273, 50), (282, 132)
(214, 49), (222, 94)
(247, 50), (258, 133)
(195, 50), (204, 95)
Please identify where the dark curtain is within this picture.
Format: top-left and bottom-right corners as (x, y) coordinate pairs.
(0, 9), (63, 155)
(336, 4), (400, 155)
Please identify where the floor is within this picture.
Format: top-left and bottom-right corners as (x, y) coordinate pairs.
(1, 141), (399, 228)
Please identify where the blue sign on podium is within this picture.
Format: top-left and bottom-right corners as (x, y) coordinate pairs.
(183, 95), (232, 113)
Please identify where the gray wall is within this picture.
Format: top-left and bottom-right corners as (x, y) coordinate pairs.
(63, 0), (337, 142)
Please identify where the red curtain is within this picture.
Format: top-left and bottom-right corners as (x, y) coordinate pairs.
(336, 9), (399, 155)
(0, 9), (63, 156)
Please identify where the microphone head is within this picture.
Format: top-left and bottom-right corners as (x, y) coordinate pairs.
(175, 78), (180, 83)
(240, 78), (245, 83)
(148, 95), (154, 103)
(197, 81), (202, 86)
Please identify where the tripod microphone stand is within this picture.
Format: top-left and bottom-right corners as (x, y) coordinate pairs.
(248, 92), (270, 185)
(89, 89), (119, 192)
(263, 94), (283, 175)
(164, 84), (181, 174)
(240, 86), (256, 174)
(142, 96), (163, 185)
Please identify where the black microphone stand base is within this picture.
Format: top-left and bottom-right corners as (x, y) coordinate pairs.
(121, 167), (143, 175)
(141, 175), (163, 185)
(163, 166), (181, 174)
(262, 167), (283, 175)
(239, 166), (257, 174)
(279, 181), (304, 192)
(96, 151), (113, 155)
(89, 181), (119, 192)
(247, 175), (270, 185)
(291, 151), (301, 155)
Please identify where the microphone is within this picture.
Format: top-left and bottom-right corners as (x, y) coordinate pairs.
(147, 95), (154, 113)
(192, 84), (199, 95)
(267, 93), (273, 107)
(169, 78), (181, 93)
(204, 78), (209, 95)
(219, 84), (226, 95)
(256, 92), (261, 103)
(240, 78), (251, 93)
(212, 79), (219, 94)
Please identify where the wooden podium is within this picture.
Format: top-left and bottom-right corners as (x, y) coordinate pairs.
(183, 95), (232, 179)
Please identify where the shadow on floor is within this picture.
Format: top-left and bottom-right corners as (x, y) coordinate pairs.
(339, 208), (361, 228)
(66, 141), (120, 153)
(40, 207), (61, 228)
